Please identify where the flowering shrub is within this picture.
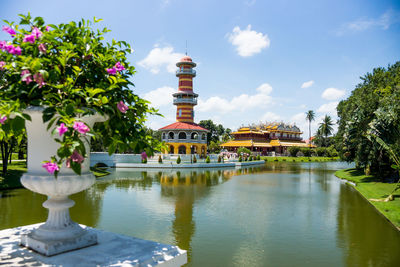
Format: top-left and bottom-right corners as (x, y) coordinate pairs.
(0, 14), (161, 176)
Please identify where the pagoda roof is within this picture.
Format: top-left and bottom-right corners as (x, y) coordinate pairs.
(159, 122), (209, 132)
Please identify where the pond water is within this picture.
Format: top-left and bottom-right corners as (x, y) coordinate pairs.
(1, 162), (400, 266)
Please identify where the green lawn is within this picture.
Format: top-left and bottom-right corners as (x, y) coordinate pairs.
(0, 161), (109, 190)
(335, 168), (400, 229)
(261, 156), (339, 162)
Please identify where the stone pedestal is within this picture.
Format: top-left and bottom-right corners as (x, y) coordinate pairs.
(0, 224), (187, 266)
(19, 106), (106, 256)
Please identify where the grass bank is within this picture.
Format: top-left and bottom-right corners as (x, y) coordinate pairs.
(335, 168), (400, 229)
(261, 156), (339, 162)
(0, 161), (109, 190)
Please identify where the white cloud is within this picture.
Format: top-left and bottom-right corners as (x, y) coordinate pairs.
(256, 83), (273, 94)
(260, 111), (280, 122)
(317, 101), (339, 116)
(143, 86), (175, 108)
(301, 80), (314, 88)
(321, 88), (345, 100)
(197, 83), (274, 113)
(338, 9), (400, 35)
(138, 45), (184, 74)
(227, 25), (270, 57)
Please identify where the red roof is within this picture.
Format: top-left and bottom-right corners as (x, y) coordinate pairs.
(180, 56), (192, 62)
(159, 122), (209, 132)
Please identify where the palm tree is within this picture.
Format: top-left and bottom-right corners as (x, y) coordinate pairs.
(318, 115), (334, 147)
(305, 110), (315, 147)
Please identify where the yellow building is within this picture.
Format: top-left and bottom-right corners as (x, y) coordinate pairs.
(159, 55), (208, 155)
(221, 123), (312, 155)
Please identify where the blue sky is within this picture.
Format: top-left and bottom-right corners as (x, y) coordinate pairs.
(1, 0), (399, 136)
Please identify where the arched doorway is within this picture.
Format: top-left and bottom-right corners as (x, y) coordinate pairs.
(190, 145), (198, 154)
(178, 145), (186, 154)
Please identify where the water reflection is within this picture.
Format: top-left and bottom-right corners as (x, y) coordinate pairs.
(2, 162), (400, 266)
(337, 183), (400, 266)
(158, 168), (237, 261)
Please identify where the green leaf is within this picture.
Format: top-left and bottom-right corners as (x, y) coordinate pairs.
(11, 117), (25, 132)
(391, 164), (400, 170)
(43, 107), (56, 122)
(70, 161), (82, 175)
(101, 96), (108, 104)
(65, 103), (75, 116)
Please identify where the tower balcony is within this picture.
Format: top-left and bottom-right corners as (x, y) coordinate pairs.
(176, 69), (196, 77)
(173, 97), (197, 105)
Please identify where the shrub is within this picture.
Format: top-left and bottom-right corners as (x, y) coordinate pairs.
(244, 157), (248, 161)
(238, 156), (242, 162)
(288, 147), (301, 157)
(176, 156), (181, 164)
(296, 151), (304, 157)
(237, 147), (251, 156)
(142, 158), (147, 164)
(193, 155), (197, 163)
(315, 147), (327, 157)
(205, 156), (210, 163)
(282, 158), (286, 161)
(300, 147), (312, 157)
(274, 158), (278, 162)
(218, 156), (222, 163)
(249, 156), (253, 161)
(256, 155), (260, 160)
(158, 155), (162, 163)
(327, 146), (339, 157)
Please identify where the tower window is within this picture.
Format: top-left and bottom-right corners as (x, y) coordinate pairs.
(179, 109), (182, 116)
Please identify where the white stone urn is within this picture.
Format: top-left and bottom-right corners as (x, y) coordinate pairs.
(20, 106), (106, 256)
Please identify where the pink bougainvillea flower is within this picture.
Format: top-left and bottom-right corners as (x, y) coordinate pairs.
(0, 41), (6, 50)
(12, 46), (21, 55)
(38, 43), (46, 53)
(42, 162), (59, 174)
(33, 73), (45, 88)
(57, 123), (68, 136)
(117, 101), (128, 113)
(66, 150), (85, 168)
(0, 61), (5, 70)
(141, 151), (147, 160)
(32, 27), (42, 38)
(21, 70), (33, 84)
(23, 34), (36, 44)
(73, 121), (90, 134)
(71, 150), (84, 163)
(45, 25), (50, 32)
(115, 62), (125, 72)
(2, 26), (16, 36)
(106, 67), (117, 75)
(0, 115), (7, 125)
(5, 44), (14, 53)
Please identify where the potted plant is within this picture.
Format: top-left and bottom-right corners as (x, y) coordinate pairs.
(0, 14), (160, 256)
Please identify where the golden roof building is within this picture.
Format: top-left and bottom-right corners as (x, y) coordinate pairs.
(220, 122), (312, 155)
